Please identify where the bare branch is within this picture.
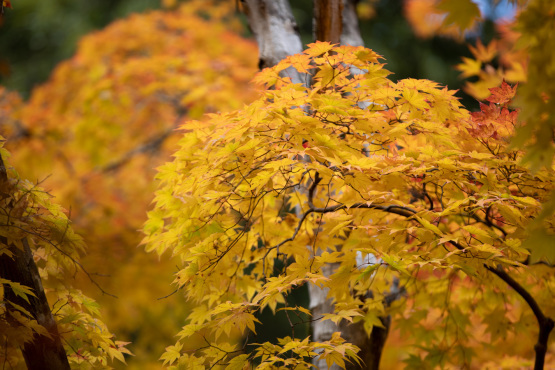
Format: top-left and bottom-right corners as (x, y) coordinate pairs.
(101, 127), (175, 173)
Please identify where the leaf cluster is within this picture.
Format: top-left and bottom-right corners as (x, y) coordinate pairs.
(145, 42), (555, 367)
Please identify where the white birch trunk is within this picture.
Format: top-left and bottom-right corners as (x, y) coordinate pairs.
(241, 0), (304, 84)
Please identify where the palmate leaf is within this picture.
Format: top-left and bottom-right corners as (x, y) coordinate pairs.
(160, 342), (183, 366)
(0, 279), (36, 304)
(0, 143), (130, 367)
(225, 354), (249, 370)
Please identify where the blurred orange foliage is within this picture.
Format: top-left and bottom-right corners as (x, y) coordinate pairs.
(1, 3), (258, 367)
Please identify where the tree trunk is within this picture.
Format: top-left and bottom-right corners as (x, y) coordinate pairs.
(0, 155), (70, 370)
(340, 0), (364, 47)
(242, 1), (390, 368)
(241, 0), (304, 84)
(309, 1), (391, 369)
(314, 0), (343, 44)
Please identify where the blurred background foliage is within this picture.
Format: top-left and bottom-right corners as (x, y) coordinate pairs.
(1, 0), (513, 104)
(0, 0), (161, 97)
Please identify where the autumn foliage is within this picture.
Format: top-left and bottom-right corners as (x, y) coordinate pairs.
(144, 42), (554, 368)
(1, 3), (258, 366)
(407, 0), (554, 174)
(0, 142), (130, 368)
(2, 0), (555, 368)
(7, 4), (258, 240)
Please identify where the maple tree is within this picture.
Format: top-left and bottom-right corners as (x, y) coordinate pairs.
(404, 0), (554, 171)
(143, 1), (554, 368)
(406, 0), (555, 256)
(144, 41), (554, 368)
(2, 0), (554, 368)
(1, 1), (258, 367)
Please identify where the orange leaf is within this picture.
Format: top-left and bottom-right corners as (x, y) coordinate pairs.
(305, 41), (335, 57)
(469, 40), (498, 63)
(486, 80), (517, 105)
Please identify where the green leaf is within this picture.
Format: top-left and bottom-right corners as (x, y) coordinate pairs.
(357, 263), (380, 281)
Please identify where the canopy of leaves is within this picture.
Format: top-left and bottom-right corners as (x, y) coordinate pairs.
(407, 0), (554, 174)
(144, 42), (555, 367)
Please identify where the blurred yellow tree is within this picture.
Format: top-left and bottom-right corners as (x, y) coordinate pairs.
(1, 1), (258, 367)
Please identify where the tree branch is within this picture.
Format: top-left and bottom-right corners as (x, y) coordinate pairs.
(270, 171), (553, 368)
(340, 0), (364, 47)
(100, 127), (175, 173)
(445, 238), (553, 370)
(485, 264), (554, 370)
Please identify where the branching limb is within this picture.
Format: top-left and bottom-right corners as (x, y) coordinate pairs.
(266, 168), (552, 368)
(422, 182), (434, 211)
(447, 239), (554, 370)
(486, 264), (554, 370)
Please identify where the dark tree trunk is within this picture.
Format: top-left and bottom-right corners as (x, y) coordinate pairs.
(0, 155), (70, 370)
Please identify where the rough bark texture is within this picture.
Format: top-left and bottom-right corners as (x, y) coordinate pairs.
(0, 155), (71, 370)
(241, 0), (304, 84)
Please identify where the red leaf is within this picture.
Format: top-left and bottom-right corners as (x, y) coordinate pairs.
(486, 80), (517, 105)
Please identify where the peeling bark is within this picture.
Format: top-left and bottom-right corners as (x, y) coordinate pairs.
(341, 0), (364, 47)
